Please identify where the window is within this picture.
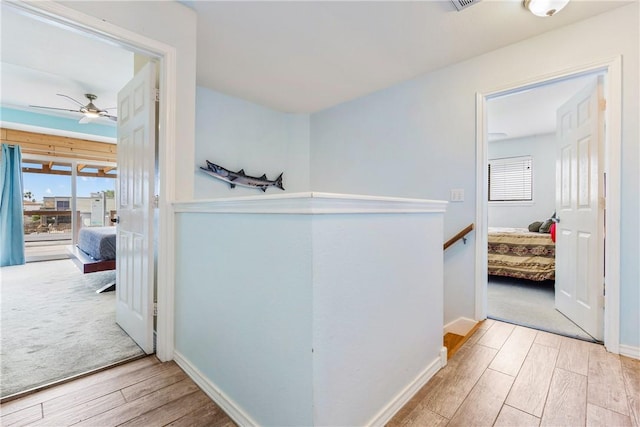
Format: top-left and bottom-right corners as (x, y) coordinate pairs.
(488, 156), (533, 202)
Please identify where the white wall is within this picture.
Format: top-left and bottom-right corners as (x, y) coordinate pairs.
(194, 87), (310, 198)
(310, 3), (639, 347)
(488, 133), (556, 228)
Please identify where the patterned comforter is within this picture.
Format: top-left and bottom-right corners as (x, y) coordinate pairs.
(488, 227), (555, 281)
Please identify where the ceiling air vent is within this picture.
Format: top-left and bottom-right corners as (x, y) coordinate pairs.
(451, 0), (481, 11)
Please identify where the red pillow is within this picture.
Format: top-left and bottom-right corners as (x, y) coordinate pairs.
(550, 222), (557, 243)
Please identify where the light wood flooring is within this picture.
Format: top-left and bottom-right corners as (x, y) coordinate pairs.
(0, 357), (235, 427)
(2, 320), (638, 427)
(390, 319), (640, 427)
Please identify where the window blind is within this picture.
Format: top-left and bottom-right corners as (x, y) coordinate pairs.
(488, 156), (533, 201)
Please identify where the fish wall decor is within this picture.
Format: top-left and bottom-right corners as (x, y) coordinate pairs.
(200, 160), (285, 192)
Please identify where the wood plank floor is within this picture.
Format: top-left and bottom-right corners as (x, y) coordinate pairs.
(390, 319), (640, 427)
(0, 357), (235, 427)
(2, 320), (638, 427)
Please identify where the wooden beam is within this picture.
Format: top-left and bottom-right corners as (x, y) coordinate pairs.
(103, 166), (115, 173)
(77, 164), (87, 172)
(22, 167), (117, 178)
(1, 127), (117, 163)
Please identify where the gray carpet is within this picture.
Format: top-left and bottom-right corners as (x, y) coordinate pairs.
(488, 276), (596, 342)
(0, 259), (144, 397)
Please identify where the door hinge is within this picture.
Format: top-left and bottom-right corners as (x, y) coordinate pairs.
(154, 88), (160, 103)
(153, 303), (158, 316)
(153, 194), (159, 208)
(599, 98), (606, 111)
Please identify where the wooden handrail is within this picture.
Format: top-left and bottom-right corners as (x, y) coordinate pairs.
(444, 223), (474, 251)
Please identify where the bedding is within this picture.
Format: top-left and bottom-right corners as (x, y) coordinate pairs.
(488, 227), (555, 281)
(77, 226), (116, 261)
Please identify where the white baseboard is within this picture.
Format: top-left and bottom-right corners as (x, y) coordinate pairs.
(444, 317), (478, 336)
(619, 344), (640, 360)
(173, 351), (257, 427)
(366, 353), (444, 427)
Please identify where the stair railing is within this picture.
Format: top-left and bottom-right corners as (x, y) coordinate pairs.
(443, 223), (474, 251)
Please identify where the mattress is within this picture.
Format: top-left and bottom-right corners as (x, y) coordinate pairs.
(77, 226), (117, 261)
(488, 227), (555, 281)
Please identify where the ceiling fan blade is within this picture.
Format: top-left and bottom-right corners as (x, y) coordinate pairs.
(29, 105), (80, 113)
(99, 111), (118, 122)
(78, 115), (94, 124)
(57, 93), (86, 108)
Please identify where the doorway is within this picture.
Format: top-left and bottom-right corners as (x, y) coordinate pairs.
(0, 4), (170, 400)
(475, 59), (622, 353)
(485, 74), (602, 342)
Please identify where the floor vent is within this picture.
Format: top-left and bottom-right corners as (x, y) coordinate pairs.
(451, 0), (481, 11)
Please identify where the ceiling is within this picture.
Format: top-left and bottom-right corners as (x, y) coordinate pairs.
(0, 4), (133, 125)
(0, 0), (631, 137)
(487, 73), (599, 141)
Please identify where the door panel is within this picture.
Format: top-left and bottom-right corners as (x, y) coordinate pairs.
(116, 62), (157, 354)
(555, 77), (604, 340)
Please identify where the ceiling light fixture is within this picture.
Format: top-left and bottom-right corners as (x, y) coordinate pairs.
(524, 0), (570, 17)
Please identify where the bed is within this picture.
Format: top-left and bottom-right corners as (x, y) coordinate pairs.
(67, 226), (117, 292)
(488, 227), (555, 281)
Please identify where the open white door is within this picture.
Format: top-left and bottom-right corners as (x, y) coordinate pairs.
(116, 62), (157, 354)
(555, 77), (605, 341)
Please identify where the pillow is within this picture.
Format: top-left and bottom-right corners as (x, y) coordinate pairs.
(539, 218), (553, 233)
(528, 221), (543, 232)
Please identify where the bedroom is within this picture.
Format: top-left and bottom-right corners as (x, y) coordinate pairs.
(0, 5), (151, 398)
(486, 73), (603, 342)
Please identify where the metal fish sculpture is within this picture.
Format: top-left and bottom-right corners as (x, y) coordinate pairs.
(200, 160), (285, 192)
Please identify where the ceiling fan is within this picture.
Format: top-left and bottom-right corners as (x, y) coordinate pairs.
(29, 93), (117, 124)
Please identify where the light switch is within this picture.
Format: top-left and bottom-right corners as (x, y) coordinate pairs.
(450, 189), (464, 202)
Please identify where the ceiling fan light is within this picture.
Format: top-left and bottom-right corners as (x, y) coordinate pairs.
(524, 0), (570, 17)
(84, 111), (100, 118)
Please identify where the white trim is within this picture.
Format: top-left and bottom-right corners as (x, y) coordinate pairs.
(475, 57), (622, 352)
(174, 351), (258, 427)
(475, 92), (489, 321)
(14, 0), (179, 362)
(173, 192), (448, 215)
(444, 317), (478, 336)
(602, 56), (622, 355)
(619, 345), (640, 360)
(488, 201), (535, 207)
(365, 354), (444, 427)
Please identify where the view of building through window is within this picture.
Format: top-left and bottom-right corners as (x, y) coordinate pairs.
(22, 159), (117, 260)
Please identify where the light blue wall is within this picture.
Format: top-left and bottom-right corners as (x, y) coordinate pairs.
(488, 134), (556, 228)
(175, 212), (314, 426)
(194, 87), (310, 198)
(309, 4), (639, 348)
(0, 107), (116, 138)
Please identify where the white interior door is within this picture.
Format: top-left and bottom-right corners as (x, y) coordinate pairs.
(555, 77), (605, 340)
(116, 62), (157, 354)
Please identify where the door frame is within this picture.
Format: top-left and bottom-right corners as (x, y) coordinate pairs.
(10, 1), (178, 361)
(475, 57), (622, 353)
